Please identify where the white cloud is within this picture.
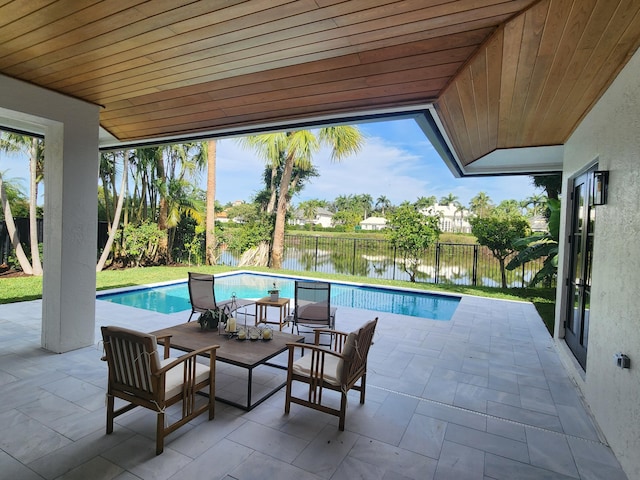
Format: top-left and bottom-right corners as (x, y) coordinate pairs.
(212, 125), (541, 208)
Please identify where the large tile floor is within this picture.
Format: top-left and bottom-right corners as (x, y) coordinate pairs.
(0, 293), (629, 480)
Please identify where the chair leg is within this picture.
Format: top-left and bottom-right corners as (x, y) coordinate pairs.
(208, 386), (215, 420)
(106, 394), (114, 434)
(339, 391), (347, 431)
(156, 411), (165, 455)
(359, 372), (367, 404)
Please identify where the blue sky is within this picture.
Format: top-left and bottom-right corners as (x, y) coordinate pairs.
(1, 118), (540, 208)
(215, 118), (540, 208)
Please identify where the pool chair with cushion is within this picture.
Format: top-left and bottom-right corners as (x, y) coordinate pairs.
(187, 272), (255, 322)
(101, 326), (219, 455)
(284, 318), (377, 430)
(291, 280), (337, 335)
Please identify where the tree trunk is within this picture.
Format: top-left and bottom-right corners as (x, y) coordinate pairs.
(205, 140), (217, 265)
(266, 165), (278, 214)
(28, 138), (42, 275)
(270, 153), (294, 268)
(156, 152), (170, 264)
(499, 257), (507, 288)
(0, 176), (33, 274)
(97, 153), (128, 272)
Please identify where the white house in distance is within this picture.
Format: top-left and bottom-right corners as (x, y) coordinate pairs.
(359, 216), (387, 231)
(291, 207), (334, 228)
(421, 204), (471, 233)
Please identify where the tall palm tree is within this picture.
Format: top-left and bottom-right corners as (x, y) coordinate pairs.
(375, 195), (391, 215)
(414, 195), (436, 210)
(469, 191), (493, 218)
(205, 140), (217, 265)
(97, 151), (128, 272)
(0, 132), (43, 275)
(240, 127), (364, 268)
(359, 193), (373, 219)
(454, 202), (466, 231)
(439, 192), (458, 206)
(0, 173), (32, 273)
(523, 193), (546, 217)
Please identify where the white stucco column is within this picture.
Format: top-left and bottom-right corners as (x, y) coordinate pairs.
(1, 74), (100, 353)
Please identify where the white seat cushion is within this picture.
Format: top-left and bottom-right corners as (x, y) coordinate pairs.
(292, 351), (341, 386)
(160, 358), (211, 399)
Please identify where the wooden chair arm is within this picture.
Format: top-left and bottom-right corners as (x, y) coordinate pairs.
(286, 342), (346, 361)
(155, 344), (219, 375)
(313, 329), (349, 351)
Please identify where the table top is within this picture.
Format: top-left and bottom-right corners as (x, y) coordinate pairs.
(150, 322), (303, 368)
(255, 296), (290, 307)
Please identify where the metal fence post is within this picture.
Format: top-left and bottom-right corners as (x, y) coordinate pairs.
(435, 243), (441, 284)
(393, 245), (397, 280)
(314, 236), (319, 271)
(352, 238), (357, 276)
(472, 244), (479, 286)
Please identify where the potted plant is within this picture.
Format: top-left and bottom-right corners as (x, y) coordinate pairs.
(197, 306), (228, 330)
(268, 282), (279, 301)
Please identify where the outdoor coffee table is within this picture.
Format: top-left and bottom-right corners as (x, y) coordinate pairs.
(150, 322), (304, 411)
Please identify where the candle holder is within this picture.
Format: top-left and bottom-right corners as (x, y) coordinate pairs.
(248, 326), (261, 341)
(260, 325), (273, 341)
(236, 326), (247, 341)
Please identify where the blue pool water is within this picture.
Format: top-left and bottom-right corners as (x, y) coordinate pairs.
(98, 273), (460, 320)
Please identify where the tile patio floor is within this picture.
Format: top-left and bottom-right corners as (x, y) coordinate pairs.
(0, 293), (629, 480)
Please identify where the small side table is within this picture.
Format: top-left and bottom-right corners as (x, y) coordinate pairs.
(255, 296), (291, 331)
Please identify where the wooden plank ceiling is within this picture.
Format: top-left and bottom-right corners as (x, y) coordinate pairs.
(1, 0), (639, 169)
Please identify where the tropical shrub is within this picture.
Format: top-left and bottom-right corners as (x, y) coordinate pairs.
(386, 202), (440, 282)
(507, 198), (560, 286)
(470, 211), (530, 288)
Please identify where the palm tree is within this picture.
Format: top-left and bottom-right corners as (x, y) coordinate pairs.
(375, 195), (391, 215)
(523, 193), (546, 217)
(0, 132), (43, 275)
(240, 127), (364, 268)
(439, 192), (458, 206)
(357, 193), (373, 218)
(0, 173), (32, 273)
(454, 202), (466, 231)
(205, 140), (217, 265)
(469, 192), (493, 218)
(532, 174), (561, 200)
(414, 195), (436, 210)
(97, 151), (128, 272)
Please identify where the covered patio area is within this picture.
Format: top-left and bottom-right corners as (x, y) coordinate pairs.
(0, 294), (627, 479)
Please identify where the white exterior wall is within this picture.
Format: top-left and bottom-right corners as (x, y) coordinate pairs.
(1, 74), (100, 353)
(555, 48), (640, 478)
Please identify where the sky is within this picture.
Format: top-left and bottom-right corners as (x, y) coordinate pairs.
(1, 118), (541, 208)
(214, 118), (540, 208)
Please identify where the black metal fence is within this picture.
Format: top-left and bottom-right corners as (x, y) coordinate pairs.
(218, 235), (550, 288)
(1, 223), (547, 288)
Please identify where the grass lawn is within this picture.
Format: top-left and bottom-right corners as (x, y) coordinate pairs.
(0, 265), (556, 334)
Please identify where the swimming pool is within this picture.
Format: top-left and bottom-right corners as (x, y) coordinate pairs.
(98, 273), (460, 320)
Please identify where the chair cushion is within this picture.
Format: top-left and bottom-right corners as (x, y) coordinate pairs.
(298, 302), (329, 320)
(160, 358), (211, 399)
(336, 332), (357, 384)
(292, 350), (342, 386)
